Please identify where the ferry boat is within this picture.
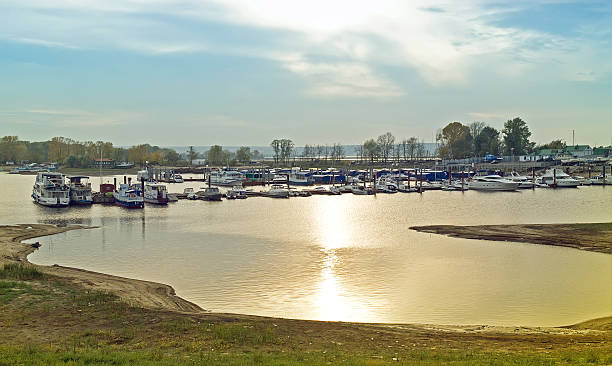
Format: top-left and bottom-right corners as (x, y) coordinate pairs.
(209, 170), (244, 186)
(468, 175), (520, 191)
(536, 169), (581, 188)
(67, 176), (93, 205)
(32, 172), (70, 207)
(113, 183), (144, 208)
(144, 183), (169, 204)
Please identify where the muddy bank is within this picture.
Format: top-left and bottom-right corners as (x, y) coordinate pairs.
(411, 222), (612, 254)
(0, 224), (202, 312)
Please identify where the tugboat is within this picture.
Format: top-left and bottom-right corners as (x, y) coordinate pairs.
(67, 176), (93, 205)
(113, 183), (144, 208)
(32, 172), (70, 207)
(144, 183), (169, 205)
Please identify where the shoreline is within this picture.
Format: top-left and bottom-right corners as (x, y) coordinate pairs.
(1, 224), (609, 334)
(410, 222), (612, 254)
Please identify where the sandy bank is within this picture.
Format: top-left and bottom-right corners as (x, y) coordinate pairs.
(411, 222), (612, 254)
(0, 224), (202, 312)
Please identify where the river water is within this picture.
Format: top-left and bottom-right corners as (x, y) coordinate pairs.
(2, 172), (610, 326)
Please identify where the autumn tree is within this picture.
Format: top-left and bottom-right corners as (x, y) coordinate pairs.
(437, 122), (473, 159)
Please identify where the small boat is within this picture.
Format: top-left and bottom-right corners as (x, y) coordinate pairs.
(113, 184), (144, 208)
(32, 172), (70, 207)
(183, 187), (197, 200)
(209, 170), (245, 186)
(468, 175), (520, 191)
(350, 184), (371, 195)
(375, 177), (398, 193)
(197, 187), (223, 201)
(226, 186), (248, 199)
(507, 172), (536, 189)
(266, 184), (289, 198)
(590, 175), (608, 185)
(171, 174), (184, 183)
(339, 184), (354, 193)
(421, 181), (443, 190)
(167, 193), (179, 202)
(397, 181), (417, 193)
(144, 183), (169, 204)
(442, 180), (468, 191)
(67, 176), (93, 205)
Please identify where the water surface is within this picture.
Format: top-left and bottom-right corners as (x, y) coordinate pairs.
(2, 172), (610, 326)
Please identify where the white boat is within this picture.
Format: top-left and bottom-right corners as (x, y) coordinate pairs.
(272, 174), (288, 184)
(536, 169), (581, 188)
(468, 175), (520, 191)
(67, 176), (93, 205)
(113, 183), (144, 208)
(421, 181), (443, 190)
(197, 187), (223, 201)
(209, 170), (244, 186)
(376, 177), (398, 193)
(226, 185), (248, 199)
(590, 175), (608, 185)
(144, 183), (169, 204)
(266, 184), (289, 198)
(442, 180), (468, 191)
(183, 187), (197, 200)
(350, 184), (370, 195)
(397, 181), (417, 193)
(32, 172), (70, 207)
(289, 170), (314, 186)
(573, 176), (591, 186)
(170, 174), (184, 183)
(507, 172), (536, 189)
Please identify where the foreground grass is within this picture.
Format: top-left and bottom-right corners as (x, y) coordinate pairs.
(0, 263), (609, 365)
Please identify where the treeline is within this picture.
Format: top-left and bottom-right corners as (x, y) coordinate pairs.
(0, 136), (183, 167)
(436, 117), (535, 159)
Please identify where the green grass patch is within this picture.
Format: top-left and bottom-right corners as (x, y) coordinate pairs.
(0, 263), (44, 281)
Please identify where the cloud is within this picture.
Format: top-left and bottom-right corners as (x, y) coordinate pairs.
(2, 0), (610, 94)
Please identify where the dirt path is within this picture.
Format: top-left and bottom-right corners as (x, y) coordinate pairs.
(411, 222), (612, 254)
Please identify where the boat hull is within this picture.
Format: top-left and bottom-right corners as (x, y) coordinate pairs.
(32, 194), (70, 207)
(114, 199), (144, 208)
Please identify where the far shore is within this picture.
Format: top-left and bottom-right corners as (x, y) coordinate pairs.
(410, 222), (612, 254)
(0, 223), (610, 363)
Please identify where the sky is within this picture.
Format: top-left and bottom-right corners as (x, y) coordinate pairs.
(1, 0), (611, 147)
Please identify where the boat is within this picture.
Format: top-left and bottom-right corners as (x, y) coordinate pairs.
(397, 181), (417, 193)
(468, 175), (520, 191)
(507, 172), (536, 189)
(265, 184), (289, 198)
(442, 180), (468, 191)
(573, 176), (592, 186)
(32, 172), (70, 207)
(170, 174), (184, 183)
(67, 176), (93, 205)
(289, 169), (314, 186)
(113, 183), (144, 208)
(350, 184), (371, 195)
(376, 177), (398, 193)
(339, 184), (354, 193)
(536, 169), (581, 188)
(144, 183), (169, 204)
(183, 187), (197, 200)
(226, 186), (248, 199)
(421, 181), (443, 190)
(590, 175), (608, 185)
(209, 170), (244, 186)
(197, 187), (223, 201)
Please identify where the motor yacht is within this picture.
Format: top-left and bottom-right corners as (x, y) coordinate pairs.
(507, 172), (536, 189)
(266, 184), (289, 198)
(468, 175), (520, 191)
(536, 169), (581, 188)
(209, 170), (245, 186)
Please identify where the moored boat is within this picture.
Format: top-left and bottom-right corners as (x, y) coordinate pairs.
(113, 184), (144, 208)
(32, 172), (70, 207)
(67, 176), (93, 205)
(144, 183), (169, 204)
(265, 184), (289, 198)
(536, 169), (580, 188)
(468, 175), (520, 191)
(197, 187), (223, 201)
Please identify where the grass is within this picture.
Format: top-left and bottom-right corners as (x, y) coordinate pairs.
(0, 263), (44, 280)
(0, 264), (609, 366)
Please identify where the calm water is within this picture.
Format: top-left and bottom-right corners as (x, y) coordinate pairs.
(2, 172), (611, 326)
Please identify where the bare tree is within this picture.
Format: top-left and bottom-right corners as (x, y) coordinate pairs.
(376, 132), (395, 163)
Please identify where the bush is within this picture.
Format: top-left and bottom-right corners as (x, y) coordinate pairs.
(0, 263), (44, 280)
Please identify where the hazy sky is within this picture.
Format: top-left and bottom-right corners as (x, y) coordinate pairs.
(1, 1), (611, 146)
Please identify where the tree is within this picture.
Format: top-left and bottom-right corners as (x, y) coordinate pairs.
(208, 145), (228, 166)
(404, 137), (418, 160)
(0, 136), (27, 162)
(252, 149), (263, 161)
(164, 150), (180, 165)
(376, 132), (395, 163)
(473, 126), (501, 156)
(331, 143), (345, 164)
(236, 146), (252, 164)
(469, 122), (487, 144)
(128, 144), (149, 167)
(534, 139), (566, 151)
(437, 122), (473, 159)
(502, 117), (534, 156)
(279, 139), (294, 165)
(270, 140), (281, 165)
(363, 139), (380, 163)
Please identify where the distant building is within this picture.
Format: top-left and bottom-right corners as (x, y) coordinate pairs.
(564, 145), (592, 157)
(191, 159), (208, 166)
(593, 147), (612, 157)
(94, 158), (115, 167)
